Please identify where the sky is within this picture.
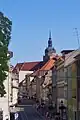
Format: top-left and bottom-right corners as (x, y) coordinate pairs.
(0, 0), (80, 65)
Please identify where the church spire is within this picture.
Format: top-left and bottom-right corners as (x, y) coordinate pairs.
(49, 30), (51, 39)
(48, 30), (52, 47)
(43, 31), (56, 61)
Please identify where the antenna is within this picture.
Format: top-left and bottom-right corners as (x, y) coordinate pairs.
(74, 28), (80, 49)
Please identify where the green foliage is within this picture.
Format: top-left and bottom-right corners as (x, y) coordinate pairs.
(0, 12), (12, 97)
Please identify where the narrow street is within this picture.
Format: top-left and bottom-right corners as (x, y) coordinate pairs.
(18, 105), (45, 120)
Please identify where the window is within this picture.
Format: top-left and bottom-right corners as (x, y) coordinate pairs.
(68, 65), (72, 78)
(57, 87), (64, 98)
(52, 70), (57, 84)
(57, 68), (64, 82)
(64, 89), (67, 99)
(64, 68), (68, 83)
(60, 68), (64, 81)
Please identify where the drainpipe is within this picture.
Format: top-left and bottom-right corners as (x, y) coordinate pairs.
(8, 62), (10, 120)
(66, 67), (68, 120)
(55, 67), (57, 113)
(76, 60), (79, 120)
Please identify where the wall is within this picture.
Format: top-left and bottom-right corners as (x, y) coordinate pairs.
(32, 84), (36, 96)
(42, 70), (52, 103)
(19, 70), (33, 83)
(11, 73), (19, 106)
(76, 60), (80, 119)
(36, 77), (40, 101)
(12, 88), (18, 105)
(64, 50), (80, 66)
(0, 72), (10, 120)
(56, 63), (64, 112)
(52, 68), (57, 108)
(64, 50), (79, 120)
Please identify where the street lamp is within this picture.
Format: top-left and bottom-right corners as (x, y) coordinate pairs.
(59, 101), (67, 120)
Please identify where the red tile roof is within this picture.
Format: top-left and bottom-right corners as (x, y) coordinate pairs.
(40, 59), (55, 71)
(12, 63), (23, 73)
(13, 61), (45, 73)
(31, 58), (57, 76)
(20, 61), (43, 71)
(13, 56), (59, 74)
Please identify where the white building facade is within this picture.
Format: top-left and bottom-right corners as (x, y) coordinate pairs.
(0, 51), (13, 120)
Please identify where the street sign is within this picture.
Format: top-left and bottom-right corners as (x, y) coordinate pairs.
(15, 113), (19, 120)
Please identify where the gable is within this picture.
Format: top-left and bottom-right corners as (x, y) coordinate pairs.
(65, 50), (80, 66)
(12, 63), (23, 73)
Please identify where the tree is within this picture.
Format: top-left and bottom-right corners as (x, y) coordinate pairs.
(0, 12), (12, 97)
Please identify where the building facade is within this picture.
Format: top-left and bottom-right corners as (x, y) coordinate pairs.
(64, 50), (80, 120)
(52, 49), (80, 120)
(74, 52), (80, 120)
(0, 51), (13, 120)
(56, 57), (64, 112)
(11, 71), (19, 106)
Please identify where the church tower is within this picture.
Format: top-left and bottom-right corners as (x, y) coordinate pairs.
(43, 31), (56, 61)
